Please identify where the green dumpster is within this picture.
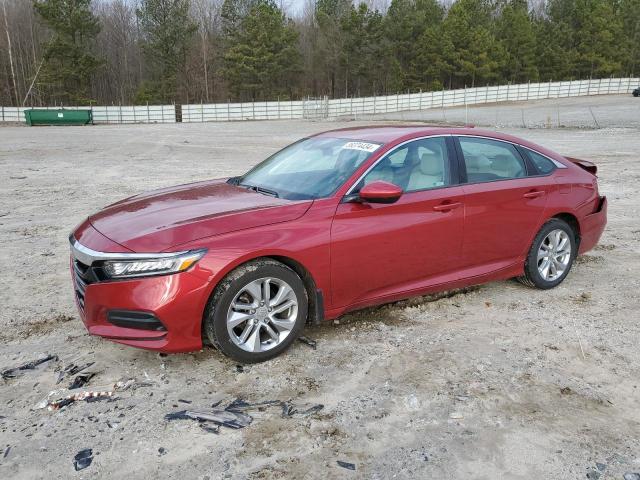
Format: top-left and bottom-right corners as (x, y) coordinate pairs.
(24, 109), (93, 126)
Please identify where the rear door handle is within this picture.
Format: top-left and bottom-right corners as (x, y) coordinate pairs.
(433, 202), (462, 212)
(523, 190), (545, 199)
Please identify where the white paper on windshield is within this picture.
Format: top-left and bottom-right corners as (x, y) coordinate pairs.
(342, 141), (381, 153)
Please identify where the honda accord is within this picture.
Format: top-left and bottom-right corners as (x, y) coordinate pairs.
(70, 126), (607, 362)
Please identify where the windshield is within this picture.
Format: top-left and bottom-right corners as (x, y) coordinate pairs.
(233, 137), (383, 200)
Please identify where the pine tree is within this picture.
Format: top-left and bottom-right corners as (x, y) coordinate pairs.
(496, 0), (539, 83)
(314, 0), (352, 97)
(136, 0), (197, 104)
(573, 0), (624, 78)
(339, 3), (386, 96)
(223, 0), (301, 100)
(385, 0), (444, 91)
(33, 0), (102, 105)
(441, 0), (504, 88)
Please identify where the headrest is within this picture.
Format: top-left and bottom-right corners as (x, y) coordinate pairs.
(466, 155), (491, 170)
(419, 151), (443, 176)
(491, 155), (514, 170)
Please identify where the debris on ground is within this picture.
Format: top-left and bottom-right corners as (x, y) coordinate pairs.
(165, 409), (252, 430)
(3, 446), (11, 458)
(337, 460), (356, 470)
(73, 449), (93, 471)
(56, 362), (95, 384)
(624, 474), (640, 480)
(158, 447), (167, 456)
(226, 398), (281, 412)
(235, 365), (244, 373)
(69, 373), (96, 390)
(165, 398), (323, 431)
(281, 402), (324, 417)
(1, 354), (57, 379)
(298, 336), (317, 350)
(38, 378), (143, 410)
(560, 387), (573, 395)
(47, 390), (115, 410)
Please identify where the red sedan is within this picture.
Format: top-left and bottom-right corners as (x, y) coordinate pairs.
(70, 126), (607, 362)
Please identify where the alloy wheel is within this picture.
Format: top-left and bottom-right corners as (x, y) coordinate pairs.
(226, 277), (298, 353)
(537, 229), (572, 281)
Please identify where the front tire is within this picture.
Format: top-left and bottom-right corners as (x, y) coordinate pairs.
(204, 259), (308, 363)
(517, 218), (577, 289)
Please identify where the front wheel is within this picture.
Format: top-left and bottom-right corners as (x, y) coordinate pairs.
(204, 259), (308, 363)
(517, 219), (577, 289)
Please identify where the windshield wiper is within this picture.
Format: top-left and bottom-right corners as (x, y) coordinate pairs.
(238, 183), (279, 198)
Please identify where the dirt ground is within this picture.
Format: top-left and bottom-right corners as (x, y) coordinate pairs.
(0, 96), (639, 479)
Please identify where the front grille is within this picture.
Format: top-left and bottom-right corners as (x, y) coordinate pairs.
(73, 259), (94, 311)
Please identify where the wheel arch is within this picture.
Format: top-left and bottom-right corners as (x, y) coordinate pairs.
(551, 212), (581, 246)
(200, 253), (323, 340)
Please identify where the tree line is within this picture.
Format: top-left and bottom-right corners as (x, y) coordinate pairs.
(1, 0), (638, 107)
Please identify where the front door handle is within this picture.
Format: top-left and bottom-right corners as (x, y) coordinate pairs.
(523, 190), (545, 199)
(433, 202), (462, 212)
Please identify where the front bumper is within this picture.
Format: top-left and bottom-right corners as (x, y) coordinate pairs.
(578, 195), (607, 254)
(70, 229), (210, 352)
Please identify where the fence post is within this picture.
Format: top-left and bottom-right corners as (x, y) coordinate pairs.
(1, 106), (4, 122)
(227, 99), (230, 121)
(252, 100), (255, 120)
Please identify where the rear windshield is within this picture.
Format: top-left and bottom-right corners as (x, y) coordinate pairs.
(235, 137), (383, 200)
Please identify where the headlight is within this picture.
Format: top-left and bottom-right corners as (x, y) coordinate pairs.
(102, 250), (207, 279)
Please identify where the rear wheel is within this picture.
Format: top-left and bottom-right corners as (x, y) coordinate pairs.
(517, 218), (577, 289)
(204, 259), (308, 363)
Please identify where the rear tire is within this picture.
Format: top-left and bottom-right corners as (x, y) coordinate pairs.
(203, 259), (308, 363)
(517, 218), (577, 289)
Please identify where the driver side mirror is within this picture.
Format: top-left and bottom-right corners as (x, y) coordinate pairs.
(359, 180), (403, 204)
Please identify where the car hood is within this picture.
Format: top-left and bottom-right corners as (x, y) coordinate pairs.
(89, 179), (312, 252)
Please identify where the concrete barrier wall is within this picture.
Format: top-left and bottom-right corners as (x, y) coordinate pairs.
(183, 77), (639, 122)
(2, 78), (637, 124)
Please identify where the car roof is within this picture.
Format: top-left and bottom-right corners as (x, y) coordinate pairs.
(312, 125), (537, 148)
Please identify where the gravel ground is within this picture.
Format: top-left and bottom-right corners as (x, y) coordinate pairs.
(0, 96), (639, 479)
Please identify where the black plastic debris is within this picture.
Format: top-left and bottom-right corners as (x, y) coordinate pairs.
(337, 460), (356, 470)
(281, 402), (324, 417)
(158, 447), (167, 456)
(57, 362), (94, 384)
(298, 336), (317, 350)
(73, 449), (93, 471)
(165, 409), (252, 430)
(226, 398), (281, 412)
(3, 446), (11, 459)
(235, 365), (244, 373)
(1, 355), (58, 379)
(166, 399), (323, 432)
(200, 424), (220, 434)
(178, 399), (192, 404)
(69, 373), (95, 390)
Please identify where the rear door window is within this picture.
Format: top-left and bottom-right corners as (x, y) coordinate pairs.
(458, 137), (527, 183)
